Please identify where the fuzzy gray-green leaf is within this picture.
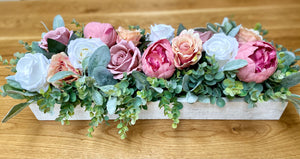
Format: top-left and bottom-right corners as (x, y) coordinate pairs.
(223, 59), (248, 71)
(53, 15), (65, 30)
(2, 102), (31, 123)
(281, 72), (300, 88)
(107, 96), (117, 115)
(186, 92), (198, 104)
(48, 71), (77, 83)
(88, 45), (111, 75)
(92, 66), (117, 86)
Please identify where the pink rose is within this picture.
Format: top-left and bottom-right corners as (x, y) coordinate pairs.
(84, 22), (117, 47)
(195, 31), (214, 44)
(235, 27), (262, 44)
(116, 26), (142, 46)
(39, 27), (72, 50)
(172, 29), (203, 69)
(235, 41), (278, 83)
(107, 40), (142, 79)
(142, 39), (175, 79)
(47, 52), (81, 88)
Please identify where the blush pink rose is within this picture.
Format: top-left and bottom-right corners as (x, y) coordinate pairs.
(47, 52), (81, 88)
(235, 41), (278, 83)
(172, 29), (203, 70)
(84, 22), (117, 47)
(235, 27), (263, 44)
(107, 40), (142, 79)
(39, 27), (72, 50)
(142, 39), (175, 79)
(116, 26), (142, 46)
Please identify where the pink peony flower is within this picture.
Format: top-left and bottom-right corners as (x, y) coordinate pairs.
(116, 26), (142, 46)
(39, 27), (72, 50)
(107, 40), (142, 79)
(142, 39), (175, 79)
(47, 52), (81, 88)
(235, 41), (278, 83)
(84, 22), (117, 47)
(235, 27), (263, 44)
(172, 29), (203, 70)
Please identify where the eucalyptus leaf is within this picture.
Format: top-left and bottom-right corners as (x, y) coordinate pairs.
(88, 45), (111, 76)
(32, 41), (46, 53)
(92, 90), (103, 105)
(48, 71), (77, 83)
(107, 96), (117, 115)
(216, 98), (225, 107)
(131, 71), (149, 90)
(223, 59), (248, 71)
(198, 95), (210, 103)
(92, 66), (117, 86)
(150, 86), (163, 93)
(182, 74), (190, 92)
(281, 72), (300, 88)
(228, 24), (241, 37)
(207, 23), (218, 33)
(186, 92), (198, 104)
(177, 23), (186, 36)
(53, 15), (65, 30)
(2, 102), (31, 123)
(99, 85), (119, 96)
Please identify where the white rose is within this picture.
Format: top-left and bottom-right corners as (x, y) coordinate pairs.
(203, 33), (239, 68)
(68, 38), (105, 69)
(148, 24), (175, 43)
(14, 53), (50, 92)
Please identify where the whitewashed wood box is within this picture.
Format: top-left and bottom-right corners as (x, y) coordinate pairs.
(29, 98), (288, 120)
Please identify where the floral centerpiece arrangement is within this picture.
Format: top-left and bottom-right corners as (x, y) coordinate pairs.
(1, 15), (300, 139)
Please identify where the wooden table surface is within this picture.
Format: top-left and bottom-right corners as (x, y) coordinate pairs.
(0, 0), (300, 158)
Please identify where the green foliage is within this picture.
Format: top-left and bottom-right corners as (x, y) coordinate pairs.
(2, 101), (32, 123)
(206, 17), (241, 36)
(53, 15), (65, 30)
(223, 59), (248, 71)
(48, 71), (77, 83)
(47, 38), (67, 54)
(177, 23), (186, 36)
(71, 18), (84, 38)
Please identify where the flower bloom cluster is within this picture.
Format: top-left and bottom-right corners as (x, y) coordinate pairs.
(14, 20), (278, 93)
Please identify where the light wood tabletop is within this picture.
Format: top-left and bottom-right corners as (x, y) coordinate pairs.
(0, 0), (300, 158)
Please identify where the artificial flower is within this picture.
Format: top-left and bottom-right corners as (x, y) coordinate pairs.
(47, 52), (81, 88)
(172, 29), (203, 69)
(108, 40), (142, 79)
(116, 26), (142, 46)
(39, 27), (72, 50)
(14, 53), (50, 92)
(142, 39), (175, 79)
(203, 33), (239, 69)
(67, 38), (105, 69)
(84, 22), (117, 47)
(235, 27), (263, 44)
(148, 24), (175, 43)
(235, 41), (278, 83)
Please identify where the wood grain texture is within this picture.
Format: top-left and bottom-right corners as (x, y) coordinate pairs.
(0, 0), (300, 158)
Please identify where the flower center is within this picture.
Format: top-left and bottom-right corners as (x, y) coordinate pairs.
(250, 47), (276, 73)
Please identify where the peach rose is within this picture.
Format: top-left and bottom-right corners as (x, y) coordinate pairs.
(116, 26), (142, 46)
(172, 29), (203, 69)
(235, 27), (263, 44)
(47, 52), (81, 88)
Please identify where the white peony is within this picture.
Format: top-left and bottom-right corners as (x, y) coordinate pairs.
(203, 33), (239, 69)
(68, 38), (105, 69)
(14, 53), (50, 93)
(148, 24), (175, 43)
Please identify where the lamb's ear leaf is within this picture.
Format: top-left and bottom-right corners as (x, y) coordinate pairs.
(53, 15), (65, 30)
(2, 102), (31, 123)
(281, 72), (300, 88)
(87, 45), (111, 76)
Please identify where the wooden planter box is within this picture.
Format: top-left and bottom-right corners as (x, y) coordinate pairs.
(29, 98), (288, 120)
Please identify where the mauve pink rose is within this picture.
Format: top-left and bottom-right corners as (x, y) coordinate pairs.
(235, 41), (278, 83)
(108, 40), (142, 79)
(47, 52), (81, 88)
(195, 31), (214, 44)
(39, 27), (72, 50)
(84, 22), (117, 47)
(142, 39), (175, 79)
(116, 26), (142, 46)
(235, 27), (263, 44)
(172, 29), (203, 70)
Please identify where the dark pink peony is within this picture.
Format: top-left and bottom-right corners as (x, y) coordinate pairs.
(142, 39), (175, 79)
(235, 41), (278, 83)
(108, 40), (142, 79)
(39, 27), (72, 50)
(84, 22), (117, 47)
